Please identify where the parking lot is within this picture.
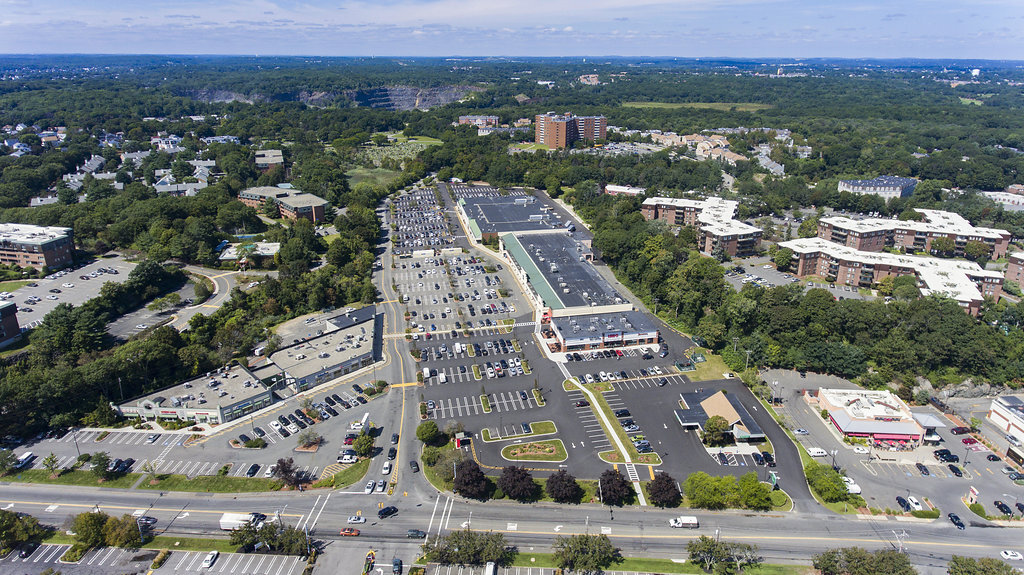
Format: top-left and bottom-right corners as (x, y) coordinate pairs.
(1, 543), (157, 575)
(5, 255), (137, 329)
(725, 255), (873, 301)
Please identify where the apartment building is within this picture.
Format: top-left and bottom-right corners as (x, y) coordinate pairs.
(458, 116), (499, 127)
(1007, 253), (1024, 285)
(641, 196), (762, 257)
(818, 209), (1011, 259)
(238, 186), (328, 223)
(535, 112), (607, 149)
(781, 237), (1003, 315)
(837, 176), (917, 200)
(0, 223), (73, 270)
(0, 302), (20, 348)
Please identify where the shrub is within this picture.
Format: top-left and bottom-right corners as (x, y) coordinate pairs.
(244, 438), (267, 449)
(911, 509), (940, 519)
(769, 490), (788, 508)
(968, 503), (986, 518)
(151, 549), (170, 569)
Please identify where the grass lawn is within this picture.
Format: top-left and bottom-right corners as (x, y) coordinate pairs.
(421, 440), (456, 492)
(346, 166), (402, 187)
(481, 420), (557, 442)
(0, 280), (31, 292)
(0, 337), (31, 358)
(317, 458), (371, 489)
(511, 553), (801, 574)
(510, 142), (550, 152)
(322, 233), (341, 244)
(42, 532), (75, 545)
(685, 350), (733, 381)
(3, 470), (139, 489)
(138, 474), (283, 493)
(621, 101), (773, 112)
(500, 439), (567, 462)
(481, 395), (492, 413)
(143, 536), (240, 553)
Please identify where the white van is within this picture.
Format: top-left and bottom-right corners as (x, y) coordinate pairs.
(806, 448), (828, 457)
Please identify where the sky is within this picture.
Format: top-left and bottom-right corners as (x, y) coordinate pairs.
(0, 0), (1021, 59)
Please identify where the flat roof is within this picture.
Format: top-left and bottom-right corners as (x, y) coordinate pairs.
(821, 210), (1010, 240)
(459, 195), (563, 235)
(551, 310), (659, 343)
(781, 237), (1001, 304)
(278, 192), (328, 209)
(995, 395), (1024, 423)
(126, 363), (266, 410)
(274, 306), (376, 350)
(643, 196), (761, 237)
(506, 232), (623, 310)
(219, 242), (280, 261)
(270, 307), (377, 381)
(0, 223), (72, 245)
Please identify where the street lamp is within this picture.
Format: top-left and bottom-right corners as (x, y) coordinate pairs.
(830, 449), (838, 470)
(744, 350), (752, 372)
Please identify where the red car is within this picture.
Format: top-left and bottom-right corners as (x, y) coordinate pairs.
(950, 427), (971, 435)
(340, 528), (360, 537)
(344, 435), (357, 445)
(962, 437), (978, 445)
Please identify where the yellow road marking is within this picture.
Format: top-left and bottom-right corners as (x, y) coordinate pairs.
(648, 466), (655, 480)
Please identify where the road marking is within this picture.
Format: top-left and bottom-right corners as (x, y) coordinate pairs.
(601, 526), (612, 534)
(553, 525), (562, 532)
(44, 504), (58, 512)
(507, 523), (518, 531)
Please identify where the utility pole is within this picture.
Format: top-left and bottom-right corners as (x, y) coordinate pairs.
(744, 350), (752, 372)
(732, 337), (739, 352)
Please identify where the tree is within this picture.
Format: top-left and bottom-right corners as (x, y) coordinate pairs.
(453, 460), (489, 500)
(273, 457), (300, 488)
(805, 462), (850, 503)
(947, 555), (1016, 575)
(598, 469), (631, 506)
(648, 472), (681, 507)
(737, 472), (771, 511)
(71, 511), (110, 549)
(42, 453), (61, 478)
(193, 280), (212, 301)
(963, 240), (991, 262)
(371, 134), (389, 147)
(421, 529), (514, 565)
(545, 469), (583, 504)
(139, 461), (158, 482)
(684, 472), (738, 510)
(0, 509), (48, 551)
(296, 430), (320, 448)
(812, 547), (916, 575)
(0, 449), (15, 475)
(797, 217), (819, 238)
(702, 415), (731, 446)
(102, 514), (142, 548)
(553, 534), (618, 575)
(352, 433), (375, 457)
(929, 236), (955, 256)
(299, 396), (314, 413)
(773, 247), (794, 272)
(90, 452), (111, 480)
(416, 421), (441, 445)
(497, 466), (538, 502)
(687, 535), (730, 573)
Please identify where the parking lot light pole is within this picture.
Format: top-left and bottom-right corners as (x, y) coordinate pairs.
(830, 449), (838, 470)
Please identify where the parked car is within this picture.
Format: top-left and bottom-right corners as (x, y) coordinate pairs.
(948, 464), (962, 477)
(915, 463), (930, 476)
(948, 513), (965, 530)
(895, 496), (911, 512)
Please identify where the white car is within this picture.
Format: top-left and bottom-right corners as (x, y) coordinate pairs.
(264, 465), (276, 478)
(347, 515), (366, 524)
(287, 424), (300, 434)
(794, 428), (809, 435)
(382, 461), (392, 475)
(201, 551), (219, 568)
(907, 496), (923, 511)
(853, 446), (869, 454)
(61, 283), (74, 288)
(136, 324), (148, 329)
(1001, 550), (1023, 561)
(841, 476), (862, 495)
(46, 295), (58, 300)
(364, 480), (376, 494)
(269, 421), (282, 432)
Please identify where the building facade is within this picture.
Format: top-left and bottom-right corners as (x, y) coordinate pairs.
(458, 116), (499, 127)
(0, 223), (73, 270)
(535, 112), (607, 149)
(838, 176), (917, 200)
(1007, 252), (1024, 285)
(988, 396), (1024, 446)
(806, 388), (923, 444)
(818, 209), (1011, 259)
(0, 302), (20, 348)
(641, 197), (762, 257)
(781, 237), (1003, 315)
(238, 186), (328, 223)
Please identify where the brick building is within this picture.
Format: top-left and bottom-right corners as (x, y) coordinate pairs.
(837, 176), (917, 200)
(0, 302), (20, 348)
(641, 197), (762, 257)
(535, 112), (607, 149)
(238, 186), (328, 223)
(818, 209), (1011, 259)
(0, 223), (73, 270)
(458, 116), (499, 127)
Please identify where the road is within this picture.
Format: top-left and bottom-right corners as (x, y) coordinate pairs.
(174, 266), (277, 329)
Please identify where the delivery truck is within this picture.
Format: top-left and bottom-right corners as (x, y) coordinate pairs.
(219, 512), (266, 531)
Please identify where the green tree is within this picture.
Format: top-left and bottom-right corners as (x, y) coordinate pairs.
(929, 236), (955, 256)
(0, 509), (48, 551)
(797, 217), (819, 238)
(273, 457), (300, 488)
(647, 472), (681, 507)
(416, 421), (441, 445)
(421, 529), (514, 566)
(684, 472), (739, 510)
(812, 547), (916, 575)
(193, 280), (212, 301)
(90, 452), (111, 480)
(296, 430), (320, 449)
(497, 466), (538, 502)
(371, 134), (389, 147)
(737, 472), (771, 511)
(947, 555), (1015, 575)
(805, 462), (848, 503)
(687, 535), (730, 573)
(598, 469), (632, 506)
(773, 247), (794, 272)
(553, 533), (618, 575)
(352, 433), (375, 457)
(71, 512), (110, 549)
(545, 469), (583, 504)
(453, 460), (489, 500)
(102, 514), (143, 548)
(42, 453), (61, 478)
(702, 415), (731, 446)
(0, 449), (14, 476)
(963, 240), (991, 262)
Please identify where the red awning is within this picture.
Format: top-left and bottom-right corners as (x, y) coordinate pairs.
(874, 433), (919, 440)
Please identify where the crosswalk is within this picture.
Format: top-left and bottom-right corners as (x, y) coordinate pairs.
(624, 463), (641, 482)
(429, 391), (541, 419)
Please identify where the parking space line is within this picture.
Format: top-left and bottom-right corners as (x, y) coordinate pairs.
(175, 550), (193, 570)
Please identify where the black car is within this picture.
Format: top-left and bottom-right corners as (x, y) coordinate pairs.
(409, 461), (420, 473)
(987, 454), (1002, 462)
(117, 458), (135, 473)
(762, 452), (776, 467)
(278, 415), (290, 426)
(407, 529), (426, 538)
(332, 393), (345, 404)
(246, 464), (260, 477)
(915, 462), (929, 476)
(356, 396), (367, 404)
(614, 409), (631, 418)
(18, 542), (39, 558)
(392, 433), (400, 444)
(294, 418), (307, 430)
(1016, 502), (1024, 515)
(325, 406), (339, 417)
(238, 434), (252, 444)
(388, 447), (397, 460)
(896, 496), (911, 512)
(353, 384), (363, 394)
(323, 396), (337, 406)
(752, 452), (765, 466)
(253, 427), (266, 438)
(658, 377), (668, 387)
(948, 513), (965, 530)
(293, 409), (305, 419)
(279, 427), (291, 438)
(995, 500), (1013, 515)
(339, 400), (352, 409)
(519, 390), (528, 400)
(378, 506), (398, 519)
(948, 464), (962, 477)
(108, 458), (123, 472)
